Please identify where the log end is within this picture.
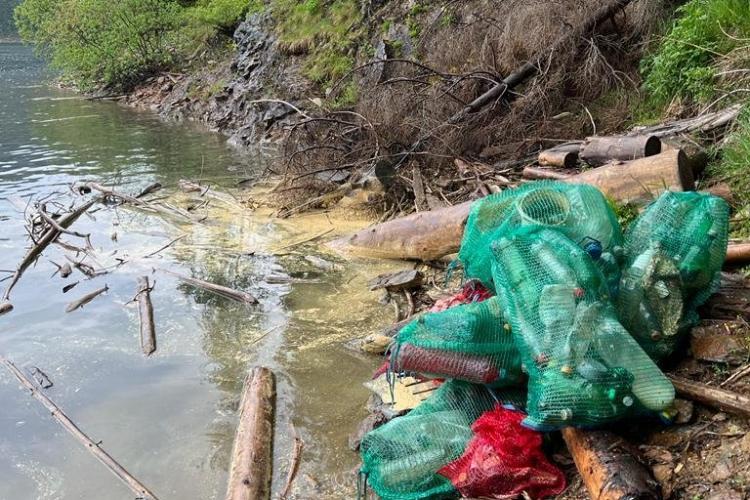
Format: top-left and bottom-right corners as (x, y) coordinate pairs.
(644, 135), (662, 157)
(0, 302), (13, 315)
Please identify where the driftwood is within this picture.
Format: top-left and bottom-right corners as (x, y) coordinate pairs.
(225, 367), (276, 500)
(280, 425), (303, 499)
(629, 103), (742, 138)
(80, 182), (199, 223)
(0, 356), (159, 500)
(562, 427), (660, 500)
(136, 277), (156, 356)
(579, 135), (661, 167)
(523, 166), (574, 180)
(330, 201), (472, 260)
(135, 182), (162, 199)
(1, 197), (99, 314)
(65, 285), (108, 313)
(160, 269), (258, 305)
(537, 142), (581, 169)
(668, 375), (750, 419)
(573, 149), (693, 204)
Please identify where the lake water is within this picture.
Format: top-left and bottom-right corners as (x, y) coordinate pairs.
(0, 42), (395, 499)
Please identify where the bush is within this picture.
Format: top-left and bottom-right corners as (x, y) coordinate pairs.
(15, 0), (181, 90)
(642, 0), (750, 105)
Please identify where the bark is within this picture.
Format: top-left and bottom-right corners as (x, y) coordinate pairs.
(579, 135), (661, 167)
(538, 142), (582, 169)
(668, 375), (750, 419)
(725, 242), (750, 266)
(573, 149), (693, 204)
(136, 276), (156, 356)
(562, 427), (661, 500)
(225, 367), (276, 500)
(0, 356), (159, 500)
(329, 201), (472, 261)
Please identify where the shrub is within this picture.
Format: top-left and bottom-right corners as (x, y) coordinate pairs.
(642, 0), (750, 105)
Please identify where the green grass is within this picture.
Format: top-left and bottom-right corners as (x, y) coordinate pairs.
(642, 0), (750, 106)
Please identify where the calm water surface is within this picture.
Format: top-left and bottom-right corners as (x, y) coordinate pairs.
(0, 42), (393, 499)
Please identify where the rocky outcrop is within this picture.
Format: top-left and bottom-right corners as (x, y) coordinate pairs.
(125, 12), (313, 148)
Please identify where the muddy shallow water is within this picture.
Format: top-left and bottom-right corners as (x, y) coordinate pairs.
(0, 42), (398, 499)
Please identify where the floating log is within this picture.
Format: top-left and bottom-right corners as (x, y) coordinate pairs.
(562, 427), (660, 500)
(574, 149), (693, 204)
(225, 367), (276, 500)
(160, 269), (258, 305)
(136, 277), (156, 356)
(579, 135), (662, 167)
(65, 285), (109, 313)
(668, 375), (750, 419)
(538, 142), (581, 169)
(725, 242), (750, 266)
(0, 356), (159, 500)
(329, 201), (472, 261)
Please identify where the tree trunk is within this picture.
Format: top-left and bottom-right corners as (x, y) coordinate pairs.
(225, 367), (276, 500)
(574, 149), (693, 204)
(580, 135), (661, 167)
(562, 427), (661, 500)
(329, 201), (472, 261)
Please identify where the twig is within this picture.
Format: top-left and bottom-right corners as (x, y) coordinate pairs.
(272, 229), (334, 253)
(37, 210), (93, 250)
(143, 234), (187, 258)
(720, 363), (750, 387)
(0, 355), (159, 499)
(280, 424), (304, 499)
(159, 269), (258, 305)
(65, 285), (108, 313)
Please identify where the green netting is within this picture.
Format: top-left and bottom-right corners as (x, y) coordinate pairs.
(359, 380), (524, 500)
(392, 297), (523, 386)
(458, 181), (623, 294)
(491, 226), (674, 430)
(618, 191), (729, 359)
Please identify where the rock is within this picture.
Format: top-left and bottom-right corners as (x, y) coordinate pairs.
(368, 269), (423, 291)
(360, 333), (392, 355)
(673, 399), (694, 424)
(708, 459), (732, 483)
(304, 255), (340, 272)
(348, 411), (389, 451)
(652, 463), (673, 498)
(690, 321), (748, 364)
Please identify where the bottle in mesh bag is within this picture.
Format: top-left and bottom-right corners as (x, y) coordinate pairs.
(491, 226), (674, 430)
(359, 381), (520, 500)
(392, 297), (523, 386)
(618, 191), (729, 359)
(458, 181), (623, 295)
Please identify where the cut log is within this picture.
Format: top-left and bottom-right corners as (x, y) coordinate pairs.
(368, 270), (423, 291)
(579, 135), (662, 167)
(136, 277), (156, 356)
(725, 242), (750, 265)
(668, 375), (750, 419)
(225, 367), (276, 500)
(0, 356), (159, 499)
(562, 427), (661, 500)
(574, 149), (693, 204)
(538, 142), (581, 169)
(329, 201), (472, 261)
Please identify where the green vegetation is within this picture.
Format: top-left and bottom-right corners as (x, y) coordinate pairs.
(14, 0), (251, 90)
(642, 0), (750, 106)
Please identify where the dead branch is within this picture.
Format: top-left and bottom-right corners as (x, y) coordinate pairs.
(159, 269), (258, 305)
(280, 424), (303, 499)
(136, 277), (156, 356)
(0, 355), (159, 499)
(668, 375), (750, 419)
(65, 285), (109, 313)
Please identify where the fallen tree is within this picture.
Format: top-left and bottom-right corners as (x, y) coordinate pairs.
(225, 367), (276, 500)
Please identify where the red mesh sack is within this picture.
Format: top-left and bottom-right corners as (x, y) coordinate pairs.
(437, 405), (566, 499)
(429, 280), (492, 312)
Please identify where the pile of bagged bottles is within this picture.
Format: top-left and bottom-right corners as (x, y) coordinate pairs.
(358, 182), (729, 499)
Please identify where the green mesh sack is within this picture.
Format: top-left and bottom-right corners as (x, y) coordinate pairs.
(359, 380), (524, 500)
(458, 181), (623, 294)
(618, 191), (729, 360)
(392, 297), (523, 386)
(491, 226), (674, 430)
